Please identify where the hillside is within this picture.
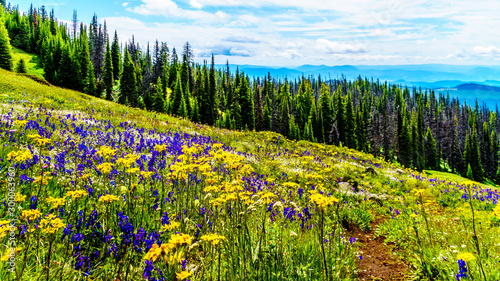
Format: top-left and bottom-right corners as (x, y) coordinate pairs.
(1, 68), (500, 280)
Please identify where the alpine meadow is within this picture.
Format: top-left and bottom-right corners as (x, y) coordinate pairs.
(0, 1), (500, 281)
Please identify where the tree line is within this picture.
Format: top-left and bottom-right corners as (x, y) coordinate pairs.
(1, 3), (499, 182)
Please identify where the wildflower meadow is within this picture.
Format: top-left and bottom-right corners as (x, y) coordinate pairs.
(0, 69), (500, 280)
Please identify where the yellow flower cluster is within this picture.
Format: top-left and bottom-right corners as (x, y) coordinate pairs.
(116, 154), (140, 168)
(33, 175), (52, 185)
(0, 220), (13, 238)
(21, 209), (42, 221)
(40, 214), (65, 233)
(140, 171), (154, 178)
(35, 137), (51, 146)
(457, 252), (475, 262)
(493, 205), (500, 218)
(66, 189), (88, 199)
(7, 149), (33, 162)
(97, 162), (114, 174)
(310, 194), (338, 210)
(15, 192), (26, 202)
(96, 146), (117, 159)
(154, 144), (167, 153)
(0, 247), (22, 262)
(99, 194), (120, 203)
(169, 233), (192, 247)
(143, 233), (192, 262)
(161, 221), (180, 232)
(200, 233), (226, 245)
(13, 120), (28, 127)
(176, 271), (193, 280)
(46, 196), (66, 209)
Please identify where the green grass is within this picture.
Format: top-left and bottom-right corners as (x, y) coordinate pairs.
(1, 67), (499, 280)
(424, 169), (499, 189)
(11, 47), (45, 77)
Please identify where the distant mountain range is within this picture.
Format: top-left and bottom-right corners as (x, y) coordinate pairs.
(216, 64), (500, 90)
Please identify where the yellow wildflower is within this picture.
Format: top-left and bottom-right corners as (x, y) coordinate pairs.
(457, 252), (475, 262)
(40, 214), (65, 233)
(21, 209), (42, 221)
(0, 220), (13, 238)
(35, 137), (51, 146)
(493, 205), (500, 218)
(46, 196), (65, 209)
(201, 233), (226, 245)
(176, 271), (193, 280)
(33, 175), (52, 185)
(97, 162), (114, 174)
(15, 193), (26, 203)
(154, 144), (167, 153)
(310, 194), (338, 210)
(99, 194), (120, 203)
(126, 167), (140, 174)
(168, 233), (192, 247)
(1, 247), (22, 262)
(161, 221), (180, 232)
(66, 190), (88, 199)
(140, 171), (154, 178)
(13, 120), (28, 127)
(96, 146), (117, 159)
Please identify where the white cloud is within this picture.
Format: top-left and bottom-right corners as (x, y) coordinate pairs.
(190, 0), (203, 9)
(127, 0), (180, 16)
(316, 39), (367, 54)
(473, 45), (500, 55)
(230, 48), (252, 56)
(122, 2), (129, 7)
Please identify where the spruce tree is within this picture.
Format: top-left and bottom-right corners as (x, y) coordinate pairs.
(171, 73), (184, 116)
(57, 45), (79, 90)
(470, 127), (484, 181)
(15, 58), (28, 73)
(84, 63), (97, 97)
(0, 13), (13, 71)
(111, 30), (121, 80)
(344, 93), (356, 148)
(239, 76), (255, 130)
(151, 77), (164, 112)
(119, 48), (136, 105)
(425, 127), (439, 170)
(103, 40), (114, 101)
(335, 89), (345, 145)
(397, 106), (412, 168)
(319, 83), (333, 142)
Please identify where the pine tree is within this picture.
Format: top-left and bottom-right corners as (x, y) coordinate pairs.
(111, 30), (121, 80)
(151, 77), (164, 112)
(470, 127), (484, 181)
(344, 93), (356, 148)
(0, 12), (13, 71)
(208, 55), (217, 125)
(15, 58), (27, 73)
(57, 44), (79, 90)
(425, 127), (439, 170)
(335, 88), (345, 145)
(171, 73), (184, 116)
(397, 108), (412, 168)
(103, 40), (114, 101)
(466, 164), (474, 180)
(239, 76), (255, 130)
(84, 63), (97, 97)
(119, 48), (136, 105)
(318, 83), (333, 142)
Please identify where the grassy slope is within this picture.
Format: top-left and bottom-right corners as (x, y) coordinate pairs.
(11, 47), (45, 77)
(1, 67), (499, 280)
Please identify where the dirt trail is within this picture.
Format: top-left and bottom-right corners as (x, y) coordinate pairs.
(351, 218), (409, 280)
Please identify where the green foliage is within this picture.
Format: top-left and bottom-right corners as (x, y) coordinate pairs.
(119, 48), (137, 106)
(0, 14), (13, 71)
(15, 57), (27, 73)
(111, 30), (121, 80)
(425, 127), (439, 170)
(103, 40), (113, 101)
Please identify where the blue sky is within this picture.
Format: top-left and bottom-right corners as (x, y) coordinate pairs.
(10, 0), (500, 66)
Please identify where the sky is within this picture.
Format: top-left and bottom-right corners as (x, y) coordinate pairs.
(10, 0), (500, 66)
